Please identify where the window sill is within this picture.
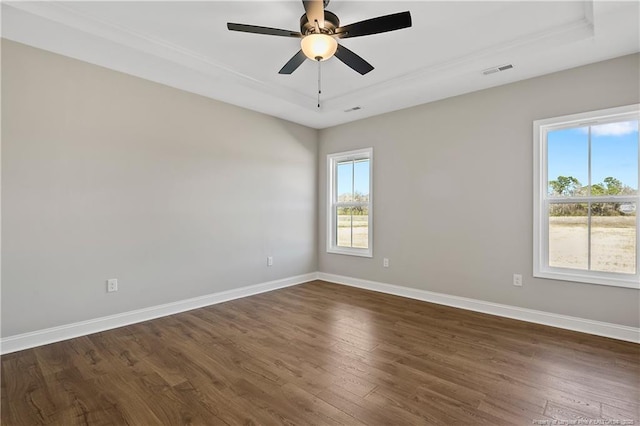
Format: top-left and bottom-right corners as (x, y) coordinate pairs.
(534, 268), (640, 289)
(327, 247), (373, 258)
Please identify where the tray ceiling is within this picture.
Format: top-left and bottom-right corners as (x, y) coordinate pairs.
(2, 1), (639, 128)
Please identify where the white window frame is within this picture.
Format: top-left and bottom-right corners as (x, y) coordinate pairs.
(533, 104), (640, 289)
(327, 148), (373, 257)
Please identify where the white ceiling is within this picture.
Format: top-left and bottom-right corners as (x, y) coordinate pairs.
(2, 1), (639, 129)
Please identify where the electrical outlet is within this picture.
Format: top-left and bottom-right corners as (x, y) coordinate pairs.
(513, 274), (522, 287)
(267, 256), (273, 267)
(383, 258), (389, 268)
(107, 278), (118, 293)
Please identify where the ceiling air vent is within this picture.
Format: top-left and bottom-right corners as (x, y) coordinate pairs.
(482, 64), (514, 75)
(344, 106), (362, 112)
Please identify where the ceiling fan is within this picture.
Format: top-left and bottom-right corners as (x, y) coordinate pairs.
(227, 0), (412, 76)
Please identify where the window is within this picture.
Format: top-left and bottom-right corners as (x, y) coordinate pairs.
(534, 104), (640, 288)
(327, 148), (372, 257)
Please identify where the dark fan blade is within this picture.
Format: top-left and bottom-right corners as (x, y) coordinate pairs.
(227, 23), (302, 37)
(303, 0), (324, 29)
(279, 50), (307, 74)
(335, 11), (412, 39)
(334, 44), (374, 75)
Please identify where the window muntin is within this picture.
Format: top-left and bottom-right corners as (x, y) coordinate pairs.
(327, 148), (372, 257)
(534, 105), (640, 288)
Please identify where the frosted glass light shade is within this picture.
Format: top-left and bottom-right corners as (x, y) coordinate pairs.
(301, 34), (338, 61)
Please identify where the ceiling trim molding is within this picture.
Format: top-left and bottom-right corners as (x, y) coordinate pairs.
(4, 1), (320, 112)
(7, 1), (595, 115)
(5, 0), (635, 129)
(324, 3), (595, 110)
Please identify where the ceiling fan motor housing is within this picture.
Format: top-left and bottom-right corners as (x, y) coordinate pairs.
(300, 11), (340, 34)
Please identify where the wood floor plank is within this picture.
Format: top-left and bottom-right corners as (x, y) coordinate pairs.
(602, 402), (639, 421)
(2, 280), (638, 425)
(477, 397), (554, 425)
(2, 350), (59, 425)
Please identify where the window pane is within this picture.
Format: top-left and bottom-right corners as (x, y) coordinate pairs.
(591, 120), (639, 196)
(352, 206), (369, 249)
(591, 202), (636, 274)
(547, 128), (588, 197)
(548, 203), (588, 270)
(337, 207), (352, 247)
(337, 161), (353, 202)
(328, 148), (373, 257)
(354, 159), (370, 202)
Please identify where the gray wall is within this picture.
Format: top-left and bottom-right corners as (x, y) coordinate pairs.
(2, 39), (639, 337)
(1, 40), (318, 336)
(318, 53), (640, 328)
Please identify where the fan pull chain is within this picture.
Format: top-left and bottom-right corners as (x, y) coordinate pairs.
(317, 58), (322, 108)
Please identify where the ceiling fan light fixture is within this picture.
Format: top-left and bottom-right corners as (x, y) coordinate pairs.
(301, 33), (337, 61)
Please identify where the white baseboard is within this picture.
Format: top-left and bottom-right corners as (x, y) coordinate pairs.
(0, 272), (318, 355)
(3, 271), (637, 354)
(318, 272), (640, 344)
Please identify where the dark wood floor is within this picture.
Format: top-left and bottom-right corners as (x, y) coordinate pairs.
(2, 280), (638, 425)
